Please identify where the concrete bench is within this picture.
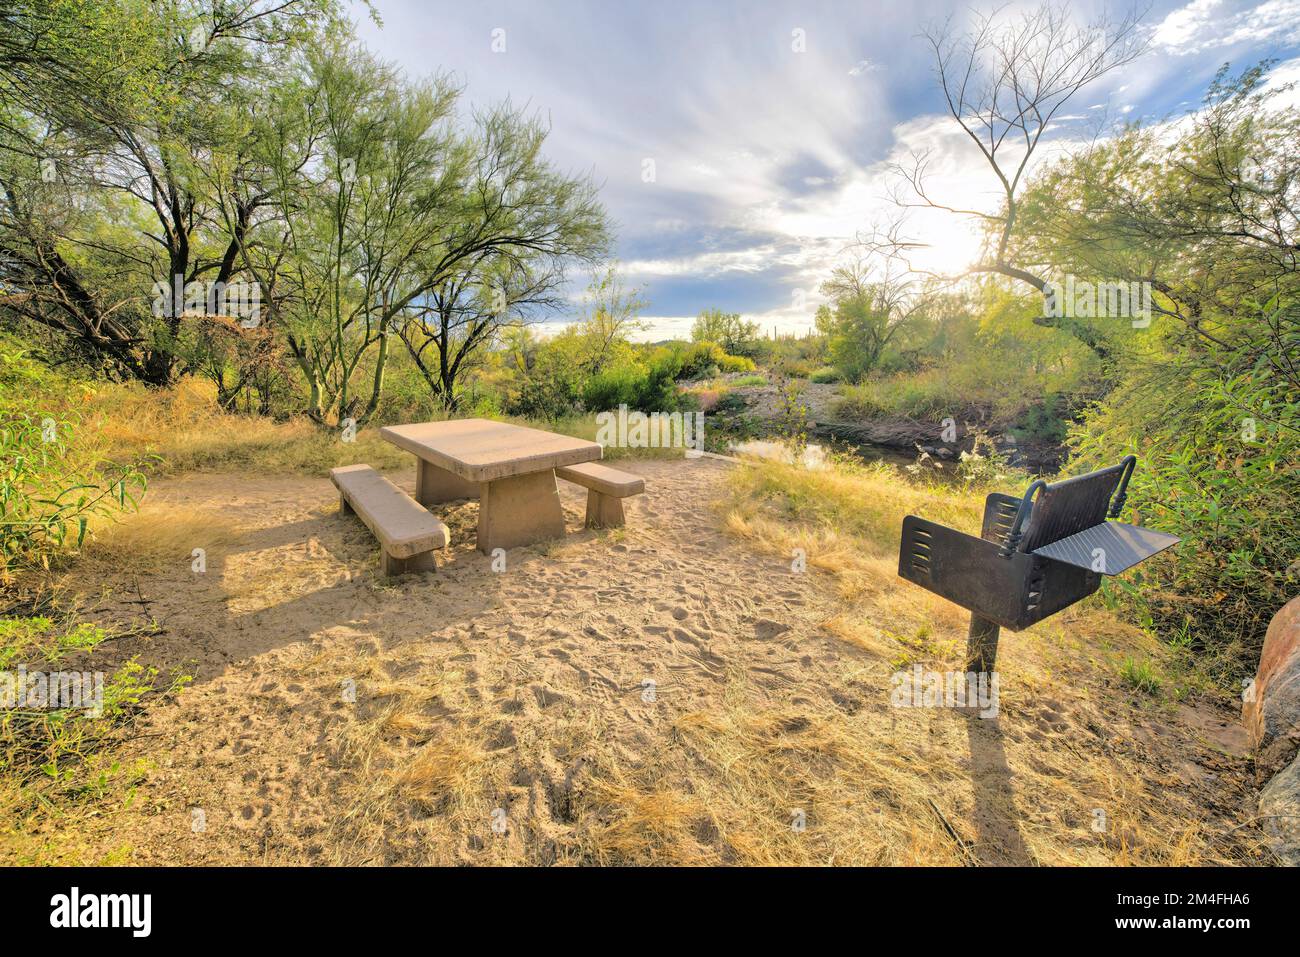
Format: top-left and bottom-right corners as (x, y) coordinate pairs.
(555, 462), (645, 528)
(330, 464), (449, 575)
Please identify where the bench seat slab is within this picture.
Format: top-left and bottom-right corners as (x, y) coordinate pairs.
(555, 462), (645, 497)
(331, 464), (448, 575)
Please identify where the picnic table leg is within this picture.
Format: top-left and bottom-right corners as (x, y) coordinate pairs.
(416, 458), (480, 505)
(477, 469), (566, 553)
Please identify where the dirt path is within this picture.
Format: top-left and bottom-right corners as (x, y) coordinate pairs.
(42, 457), (1265, 865)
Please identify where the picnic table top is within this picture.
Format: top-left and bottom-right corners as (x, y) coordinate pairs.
(380, 418), (602, 483)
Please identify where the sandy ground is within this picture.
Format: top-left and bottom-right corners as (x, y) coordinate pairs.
(61, 457), (839, 863)
(35, 456), (1265, 865)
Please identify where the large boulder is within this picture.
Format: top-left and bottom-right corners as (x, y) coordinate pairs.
(1259, 755), (1300, 867)
(1244, 595), (1300, 780)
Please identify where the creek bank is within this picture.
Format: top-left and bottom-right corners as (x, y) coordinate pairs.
(714, 380), (1066, 473)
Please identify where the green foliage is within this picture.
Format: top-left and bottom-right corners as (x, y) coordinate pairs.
(0, 614), (188, 793)
(0, 0), (347, 385)
(774, 380), (811, 458)
(814, 263), (930, 383)
(1014, 395), (1070, 445)
(1070, 345), (1300, 681)
(718, 353), (757, 374)
(581, 351), (693, 413)
(691, 309), (762, 358)
(830, 287), (1094, 433)
(809, 366), (840, 384)
(507, 348), (583, 420)
(0, 617), (110, 671)
(1013, 66), (1300, 681)
(0, 349), (146, 574)
(1119, 658), (1162, 696)
(644, 340), (754, 382)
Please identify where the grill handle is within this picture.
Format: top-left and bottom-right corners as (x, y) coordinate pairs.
(1107, 454), (1138, 518)
(999, 479), (1046, 558)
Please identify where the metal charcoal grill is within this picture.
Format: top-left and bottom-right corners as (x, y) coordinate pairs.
(897, 455), (1180, 672)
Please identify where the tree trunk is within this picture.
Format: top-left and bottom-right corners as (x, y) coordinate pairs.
(357, 326), (391, 425)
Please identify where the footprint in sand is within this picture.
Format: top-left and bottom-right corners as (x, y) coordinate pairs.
(753, 618), (791, 640)
(530, 685), (571, 709)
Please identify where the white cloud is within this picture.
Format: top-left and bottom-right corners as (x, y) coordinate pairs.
(1154, 0), (1300, 54)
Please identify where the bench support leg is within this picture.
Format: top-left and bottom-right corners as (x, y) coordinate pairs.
(340, 492), (354, 515)
(381, 549), (437, 577)
(416, 458), (480, 505)
(966, 613), (1001, 675)
(477, 470), (565, 553)
(584, 490), (626, 528)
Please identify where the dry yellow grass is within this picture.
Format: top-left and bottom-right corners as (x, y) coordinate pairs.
(79, 504), (248, 576)
(700, 455), (1265, 866)
(74, 378), (407, 476)
(74, 377), (673, 477)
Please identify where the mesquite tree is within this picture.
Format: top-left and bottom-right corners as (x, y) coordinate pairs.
(248, 42), (609, 424)
(0, 0), (340, 383)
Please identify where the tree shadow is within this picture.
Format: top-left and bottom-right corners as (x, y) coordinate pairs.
(78, 484), (577, 687)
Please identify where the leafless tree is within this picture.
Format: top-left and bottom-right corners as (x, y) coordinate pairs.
(868, 2), (1149, 353)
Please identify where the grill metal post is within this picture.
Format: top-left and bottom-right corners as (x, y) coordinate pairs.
(966, 613), (1000, 675)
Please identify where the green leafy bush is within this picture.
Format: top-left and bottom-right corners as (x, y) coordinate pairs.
(581, 355), (690, 413)
(1071, 352), (1300, 681)
(717, 353), (756, 374)
(0, 614), (187, 788)
(691, 309), (763, 358)
(657, 340), (754, 381)
(0, 349), (147, 574)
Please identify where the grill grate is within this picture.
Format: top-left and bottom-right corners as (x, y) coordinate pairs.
(1031, 521), (1180, 574)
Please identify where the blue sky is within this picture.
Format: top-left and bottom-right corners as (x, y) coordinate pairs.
(352, 0), (1300, 338)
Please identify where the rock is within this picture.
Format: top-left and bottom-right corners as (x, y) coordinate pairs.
(1244, 595), (1300, 780)
(1259, 753), (1300, 866)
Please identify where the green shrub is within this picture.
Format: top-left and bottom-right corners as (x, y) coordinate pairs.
(1119, 657), (1162, 695)
(582, 363), (646, 411)
(1014, 395), (1070, 445)
(691, 309), (762, 358)
(0, 614), (188, 789)
(677, 341), (726, 380)
(0, 349), (147, 574)
(1071, 354), (1300, 682)
(581, 357), (687, 413)
(810, 366), (840, 384)
(729, 374), (766, 388)
(717, 353), (756, 374)
(773, 357), (815, 379)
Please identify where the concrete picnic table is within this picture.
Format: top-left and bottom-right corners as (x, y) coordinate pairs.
(379, 418), (602, 553)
